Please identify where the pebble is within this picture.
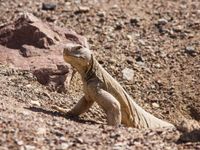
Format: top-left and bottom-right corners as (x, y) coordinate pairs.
(127, 35), (132, 41)
(97, 11), (106, 17)
(152, 103), (160, 108)
(112, 142), (127, 150)
(185, 46), (197, 56)
(36, 127), (46, 135)
(108, 58), (117, 64)
(58, 143), (69, 150)
(24, 145), (36, 150)
(76, 6), (90, 13)
(16, 140), (24, 146)
(126, 56), (134, 64)
(157, 18), (168, 25)
(76, 138), (84, 144)
(155, 64), (161, 68)
(42, 3), (56, 11)
(122, 68), (134, 81)
(130, 17), (140, 27)
(138, 39), (145, 45)
(173, 25), (184, 32)
(30, 100), (41, 107)
(25, 84), (32, 88)
(115, 21), (123, 30)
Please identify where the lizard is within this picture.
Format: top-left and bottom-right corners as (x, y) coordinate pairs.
(52, 43), (175, 129)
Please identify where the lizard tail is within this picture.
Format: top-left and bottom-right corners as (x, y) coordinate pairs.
(130, 100), (175, 129)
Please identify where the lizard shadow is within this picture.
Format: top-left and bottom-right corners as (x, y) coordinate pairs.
(25, 106), (101, 125)
(176, 129), (200, 144)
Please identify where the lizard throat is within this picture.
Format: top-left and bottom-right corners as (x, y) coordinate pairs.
(84, 55), (97, 82)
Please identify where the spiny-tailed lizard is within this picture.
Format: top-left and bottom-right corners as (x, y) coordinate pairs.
(52, 43), (175, 129)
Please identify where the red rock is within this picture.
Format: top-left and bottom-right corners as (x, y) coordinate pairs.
(0, 13), (89, 92)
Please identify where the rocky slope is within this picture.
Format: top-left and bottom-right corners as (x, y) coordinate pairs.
(0, 0), (199, 149)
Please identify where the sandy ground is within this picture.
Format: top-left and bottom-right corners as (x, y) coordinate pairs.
(0, 0), (200, 149)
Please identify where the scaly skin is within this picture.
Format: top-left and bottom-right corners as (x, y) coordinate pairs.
(52, 43), (175, 129)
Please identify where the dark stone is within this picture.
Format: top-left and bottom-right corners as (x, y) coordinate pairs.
(42, 3), (56, 11)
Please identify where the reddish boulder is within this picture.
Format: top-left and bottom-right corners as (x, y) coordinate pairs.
(0, 13), (89, 92)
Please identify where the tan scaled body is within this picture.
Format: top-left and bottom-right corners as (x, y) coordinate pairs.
(52, 43), (175, 129)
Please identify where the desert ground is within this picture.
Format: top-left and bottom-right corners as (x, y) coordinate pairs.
(0, 0), (199, 149)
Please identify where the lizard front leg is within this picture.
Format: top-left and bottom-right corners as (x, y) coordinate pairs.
(89, 88), (122, 126)
(52, 96), (94, 116)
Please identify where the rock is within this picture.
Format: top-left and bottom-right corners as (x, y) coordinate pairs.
(115, 21), (123, 30)
(15, 140), (24, 146)
(173, 25), (184, 32)
(157, 18), (168, 25)
(0, 13), (89, 92)
(127, 35), (132, 41)
(20, 45), (41, 57)
(135, 56), (144, 62)
(24, 145), (35, 150)
(152, 102), (160, 108)
(75, 6), (90, 13)
(126, 56), (134, 64)
(185, 46), (197, 56)
(42, 3), (56, 11)
(58, 143), (69, 150)
(122, 68), (134, 81)
(76, 138), (84, 144)
(36, 127), (46, 135)
(108, 58), (117, 64)
(138, 39), (145, 45)
(30, 100), (41, 107)
(113, 142), (127, 150)
(97, 11), (106, 17)
(130, 17), (140, 27)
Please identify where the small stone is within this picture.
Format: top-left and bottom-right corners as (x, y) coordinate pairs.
(157, 18), (168, 25)
(127, 35), (132, 41)
(152, 103), (160, 108)
(130, 18), (140, 27)
(173, 25), (184, 32)
(155, 63), (161, 68)
(59, 143), (69, 150)
(122, 68), (134, 81)
(16, 140), (24, 146)
(111, 4), (119, 9)
(97, 11), (106, 17)
(138, 39), (145, 45)
(112, 142), (126, 150)
(185, 46), (197, 56)
(30, 100), (41, 107)
(135, 56), (144, 62)
(42, 3), (56, 11)
(115, 22), (123, 30)
(76, 138), (84, 144)
(24, 145), (35, 150)
(108, 58), (117, 64)
(76, 6), (90, 13)
(36, 127), (46, 135)
(25, 84), (32, 88)
(60, 136), (67, 141)
(126, 57), (134, 64)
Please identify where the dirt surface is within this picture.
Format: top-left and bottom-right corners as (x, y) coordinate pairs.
(0, 0), (200, 149)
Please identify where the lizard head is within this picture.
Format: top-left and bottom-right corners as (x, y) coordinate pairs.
(63, 43), (92, 73)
